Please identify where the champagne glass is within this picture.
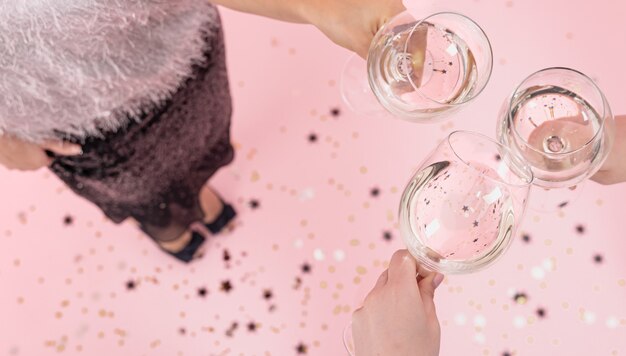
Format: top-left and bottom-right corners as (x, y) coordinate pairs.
(343, 131), (533, 355)
(496, 67), (615, 190)
(341, 11), (493, 123)
(399, 131), (533, 273)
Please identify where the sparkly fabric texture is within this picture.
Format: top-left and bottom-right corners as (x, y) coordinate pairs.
(49, 15), (233, 243)
(0, 0), (217, 142)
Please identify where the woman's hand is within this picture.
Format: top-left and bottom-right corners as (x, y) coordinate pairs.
(303, 0), (406, 58)
(352, 249), (443, 356)
(592, 115), (626, 185)
(0, 135), (82, 171)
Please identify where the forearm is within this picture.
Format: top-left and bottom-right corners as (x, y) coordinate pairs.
(209, 0), (314, 24)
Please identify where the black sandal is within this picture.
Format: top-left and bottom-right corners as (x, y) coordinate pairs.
(204, 200), (236, 234)
(164, 231), (206, 263)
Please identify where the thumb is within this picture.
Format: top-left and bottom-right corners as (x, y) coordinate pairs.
(40, 140), (83, 156)
(418, 272), (444, 317)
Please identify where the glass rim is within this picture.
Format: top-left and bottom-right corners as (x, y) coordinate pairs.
(402, 11), (494, 107)
(446, 130), (534, 188)
(507, 67), (611, 157)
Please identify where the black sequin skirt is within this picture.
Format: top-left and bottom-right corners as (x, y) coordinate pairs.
(49, 15), (234, 243)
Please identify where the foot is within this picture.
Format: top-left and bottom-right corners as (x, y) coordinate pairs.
(157, 230), (206, 260)
(199, 185), (236, 232)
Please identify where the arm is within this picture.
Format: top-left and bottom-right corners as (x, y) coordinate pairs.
(592, 115), (626, 185)
(209, 0), (405, 58)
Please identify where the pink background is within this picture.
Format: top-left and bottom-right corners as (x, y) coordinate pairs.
(1, 0), (625, 355)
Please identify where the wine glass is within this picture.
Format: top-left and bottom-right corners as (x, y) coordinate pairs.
(341, 10), (493, 123)
(496, 67), (615, 190)
(343, 131), (533, 355)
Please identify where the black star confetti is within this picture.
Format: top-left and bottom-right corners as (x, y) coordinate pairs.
(473, 220), (479, 227)
(249, 200), (260, 209)
(197, 287), (208, 297)
(382, 231), (393, 241)
(502, 352), (512, 356)
(513, 292), (528, 305)
(370, 187), (380, 197)
(522, 234), (531, 243)
(125, 280), (136, 290)
(247, 322), (258, 332)
(293, 277), (303, 290)
(308, 133), (318, 143)
(225, 322), (238, 337)
(330, 108), (341, 117)
(536, 308), (546, 318)
(575, 224), (585, 234)
(558, 201), (569, 208)
(222, 250), (231, 262)
(220, 280), (233, 293)
(63, 215), (74, 226)
(179, 328), (187, 335)
(462, 205), (469, 212)
(263, 289), (273, 300)
(593, 254), (604, 264)
(495, 154), (502, 161)
(301, 263), (311, 274)
(296, 342), (308, 354)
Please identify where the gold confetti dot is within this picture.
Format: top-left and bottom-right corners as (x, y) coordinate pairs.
(55, 312), (63, 319)
(353, 277), (361, 284)
(61, 300), (70, 308)
(17, 297), (24, 304)
(332, 305), (342, 315)
(359, 166), (368, 174)
(13, 259), (20, 267)
(320, 281), (327, 289)
(250, 171), (260, 182)
(618, 279), (625, 287)
(488, 279), (495, 286)
(527, 336), (534, 344)
(544, 239), (552, 246)
(328, 266), (336, 273)
(356, 266), (367, 275)
(350, 239), (360, 246)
